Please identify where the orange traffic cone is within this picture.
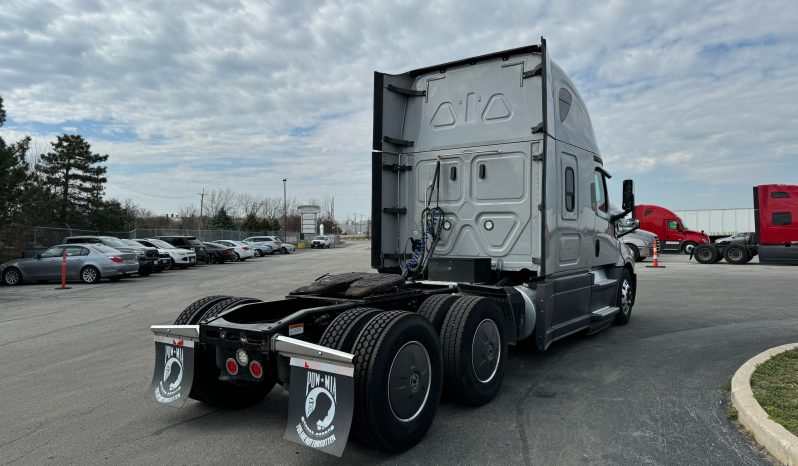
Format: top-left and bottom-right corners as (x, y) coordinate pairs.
(646, 241), (665, 268)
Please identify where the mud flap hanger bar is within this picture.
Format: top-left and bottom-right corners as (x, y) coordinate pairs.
(151, 325), (200, 341)
(272, 335), (354, 367)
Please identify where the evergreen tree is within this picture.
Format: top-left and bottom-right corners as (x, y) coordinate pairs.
(0, 96), (32, 224)
(38, 134), (108, 224)
(209, 208), (236, 230)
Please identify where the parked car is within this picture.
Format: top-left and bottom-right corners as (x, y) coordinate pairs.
(64, 235), (157, 275)
(714, 232), (753, 245)
(243, 236), (291, 254)
(310, 235), (331, 248)
(277, 239), (296, 254)
(621, 229), (658, 262)
(133, 238), (197, 269)
(242, 240), (273, 256)
(212, 240), (255, 261)
(155, 236), (209, 264)
(1, 243), (138, 285)
(120, 239), (169, 272)
(202, 242), (236, 263)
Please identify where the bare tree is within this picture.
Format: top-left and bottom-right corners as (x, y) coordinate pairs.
(206, 188), (237, 217)
(236, 192), (263, 218)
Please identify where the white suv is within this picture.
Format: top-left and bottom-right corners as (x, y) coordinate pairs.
(311, 235), (331, 249)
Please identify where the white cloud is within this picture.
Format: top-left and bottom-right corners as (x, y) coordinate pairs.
(1, 0), (796, 215)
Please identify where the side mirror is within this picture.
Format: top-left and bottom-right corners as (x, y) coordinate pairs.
(35, 254), (42, 260)
(615, 218), (640, 238)
(622, 179), (634, 211)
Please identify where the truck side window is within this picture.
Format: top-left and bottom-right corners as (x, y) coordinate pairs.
(771, 191), (790, 199)
(558, 88), (572, 122)
(667, 220), (678, 230)
(593, 171), (607, 213)
(564, 167), (575, 212)
(773, 212), (792, 225)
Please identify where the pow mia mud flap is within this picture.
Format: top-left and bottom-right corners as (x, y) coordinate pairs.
(148, 325), (199, 408)
(283, 358), (354, 457)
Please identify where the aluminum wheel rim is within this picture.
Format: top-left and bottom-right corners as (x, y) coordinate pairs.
(472, 319), (501, 383)
(82, 268), (97, 282)
(388, 341), (431, 422)
(728, 248), (743, 261)
(4, 270), (19, 285)
(621, 279), (633, 315)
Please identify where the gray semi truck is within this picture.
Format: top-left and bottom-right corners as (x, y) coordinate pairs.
(147, 38), (639, 456)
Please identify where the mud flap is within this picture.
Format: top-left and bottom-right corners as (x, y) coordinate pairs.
(148, 325), (199, 408)
(283, 358), (354, 457)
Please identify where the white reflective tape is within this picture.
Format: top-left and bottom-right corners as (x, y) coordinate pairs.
(154, 335), (195, 348)
(290, 357), (354, 377)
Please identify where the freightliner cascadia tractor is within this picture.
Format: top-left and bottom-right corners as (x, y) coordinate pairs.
(148, 39), (639, 456)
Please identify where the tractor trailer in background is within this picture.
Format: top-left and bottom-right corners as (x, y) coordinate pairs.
(146, 39), (640, 456)
(633, 204), (709, 254)
(693, 184), (798, 265)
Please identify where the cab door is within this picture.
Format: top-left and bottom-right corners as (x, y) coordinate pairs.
(591, 170), (617, 267)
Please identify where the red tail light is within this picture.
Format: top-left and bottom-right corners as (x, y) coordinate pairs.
(242, 246), (250, 250)
(225, 358), (239, 375)
(249, 360), (263, 379)
(110, 256), (123, 263)
(225, 249), (232, 254)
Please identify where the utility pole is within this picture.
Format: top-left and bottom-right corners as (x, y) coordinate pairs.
(282, 178), (287, 240)
(331, 194), (335, 235)
(198, 187), (206, 230)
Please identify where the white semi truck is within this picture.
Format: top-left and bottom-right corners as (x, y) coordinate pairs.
(147, 38), (639, 456)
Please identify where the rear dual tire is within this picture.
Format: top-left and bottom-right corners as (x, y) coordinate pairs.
(320, 308), (443, 452)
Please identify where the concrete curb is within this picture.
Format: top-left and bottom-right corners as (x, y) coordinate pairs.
(731, 343), (798, 465)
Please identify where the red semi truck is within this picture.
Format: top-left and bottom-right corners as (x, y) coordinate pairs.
(633, 204), (709, 254)
(693, 184), (798, 265)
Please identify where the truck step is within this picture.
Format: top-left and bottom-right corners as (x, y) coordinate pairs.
(592, 278), (617, 289)
(590, 306), (619, 320)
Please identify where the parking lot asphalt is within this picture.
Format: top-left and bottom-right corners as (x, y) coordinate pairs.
(1, 243), (796, 465)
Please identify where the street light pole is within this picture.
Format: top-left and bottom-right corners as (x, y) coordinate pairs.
(282, 178), (287, 240)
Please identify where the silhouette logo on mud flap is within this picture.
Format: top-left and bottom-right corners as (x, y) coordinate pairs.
(284, 358), (353, 457)
(148, 337), (195, 408)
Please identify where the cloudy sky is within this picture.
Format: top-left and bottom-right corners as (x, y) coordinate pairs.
(1, 0), (796, 218)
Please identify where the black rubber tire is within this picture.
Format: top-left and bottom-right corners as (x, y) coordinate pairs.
(613, 268), (635, 325)
(281, 247), (288, 254)
(173, 295), (231, 325)
(139, 262), (153, 276)
(80, 266), (101, 284)
(2, 267), (22, 286)
(173, 295), (273, 408)
(318, 307), (383, 352)
(629, 245), (641, 262)
(724, 245), (749, 265)
(440, 296), (507, 406)
(417, 294), (460, 333)
(234, 252), (240, 262)
(196, 297), (260, 323)
(682, 241), (697, 255)
(693, 244), (718, 264)
(350, 310), (443, 452)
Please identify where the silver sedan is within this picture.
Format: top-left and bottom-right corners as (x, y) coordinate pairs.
(0, 244), (139, 285)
